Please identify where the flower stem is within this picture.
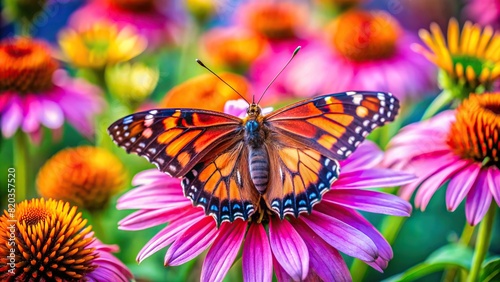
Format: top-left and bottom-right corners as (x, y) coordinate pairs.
(467, 203), (496, 282)
(14, 132), (29, 202)
(421, 90), (453, 120)
(90, 210), (108, 243)
(350, 216), (407, 281)
(443, 224), (475, 281)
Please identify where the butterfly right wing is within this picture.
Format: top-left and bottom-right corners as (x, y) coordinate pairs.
(108, 108), (243, 177)
(182, 141), (261, 226)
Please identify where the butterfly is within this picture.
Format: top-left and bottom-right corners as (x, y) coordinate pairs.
(108, 90), (399, 226)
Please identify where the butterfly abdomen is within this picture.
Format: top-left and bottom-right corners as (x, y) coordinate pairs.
(248, 146), (269, 194)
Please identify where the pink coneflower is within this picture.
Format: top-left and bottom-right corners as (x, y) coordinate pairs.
(0, 37), (103, 142)
(384, 93), (500, 226)
(69, 0), (183, 50)
(253, 9), (436, 102)
(117, 139), (414, 281)
(464, 0), (500, 28)
(87, 235), (134, 281)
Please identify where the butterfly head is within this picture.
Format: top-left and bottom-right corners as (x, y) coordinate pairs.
(247, 103), (262, 118)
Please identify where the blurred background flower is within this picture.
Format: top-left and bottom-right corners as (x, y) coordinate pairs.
(37, 146), (127, 212)
(0, 198), (132, 281)
(0, 37), (104, 141)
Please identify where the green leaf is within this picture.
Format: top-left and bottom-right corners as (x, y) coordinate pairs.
(480, 256), (500, 282)
(382, 244), (473, 282)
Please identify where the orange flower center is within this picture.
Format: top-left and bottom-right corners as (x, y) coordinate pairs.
(246, 2), (305, 39)
(160, 73), (252, 112)
(0, 38), (58, 93)
(328, 10), (401, 61)
(108, 0), (155, 11)
(447, 93), (500, 167)
(19, 207), (51, 226)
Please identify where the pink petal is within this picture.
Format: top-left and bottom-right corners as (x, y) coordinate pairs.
(132, 169), (180, 186)
(488, 168), (500, 205)
(164, 216), (218, 266)
(21, 95), (42, 132)
(136, 209), (205, 262)
(340, 141), (383, 171)
(39, 99), (64, 129)
(201, 219), (247, 282)
(415, 158), (470, 210)
(324, 189), (412, 216)
(273, 255), (292, 282)
(299, 211), (378, 261)
(1, 101), (22, 137)
(292, 220), (351, 281)
(118, 205), (191, 230)
(269, 217), (309, 281)
(465, 169), (493, 226)
(333, 169), (416, 190)
(365, 256), (388, 273)
(243, 223), (273, 282)
(316, 204), (392, 261)
(446, 163), (481, 211)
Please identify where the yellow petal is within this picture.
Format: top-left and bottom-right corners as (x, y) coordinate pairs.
(476, 25), (494, 57)
(447, 18), (459, 54)
(467, 24), (481, 56)
(459, 21), (472, 54)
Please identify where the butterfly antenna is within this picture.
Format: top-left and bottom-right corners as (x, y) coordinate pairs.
(196, 59), (250, 105)
(257, 46), (301, 104)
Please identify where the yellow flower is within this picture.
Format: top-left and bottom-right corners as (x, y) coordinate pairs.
(106, 62), (159, 109)
(186, 0), (218, 23)
(37, 146), (127, 212)
(0, 198), (96, 281)
(415, 18), (500, 95)
(58, 21), (147, 69)
(160, 73), (251, 112)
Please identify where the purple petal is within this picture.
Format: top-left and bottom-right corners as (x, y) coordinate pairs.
(324, 189), (412, 216)
(292, 220), (351, 281)
(273, 255), (292, 282)
(340, 141), (383, 172)
(415, 157), (470, 210)
(201, 219), (247, 282)
(1, 101), (22, 137)
(243, 223), (273, 282)
(465, 169), (492, 226)
(269, 217), (309, 281)
(132, 169), (179, 186)
(315, 204), (392, 261)
(21, 95), (42, 132)
(118, 205), (191, 230)
(39, 99), (64, 129)
(446, 163), (481, 211)
(365, 257), (388, 273)
(299, 211), (378, 261)
(333, 169), (416, 190)
(165, 216), (218, 266)
(136, 209), (205, 262)
(488, 168), (500, 205)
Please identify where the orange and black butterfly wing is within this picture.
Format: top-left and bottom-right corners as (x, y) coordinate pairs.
(265, 91), (399, 161)
(264, 137), (340, 219)
(108, 108), (243, 177)
(182, 141), (260, 226)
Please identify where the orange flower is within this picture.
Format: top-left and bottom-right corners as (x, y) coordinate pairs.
(37, 146), (127, 211)
(327, 9), (402, 62)
(160, 73), (252, 111)
(203, 27), (267, 72)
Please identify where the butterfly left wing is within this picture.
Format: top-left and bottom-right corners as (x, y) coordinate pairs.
(108, 108), (242, 177)
(182, 140), (260, 226)
(264, 91), (399, 161)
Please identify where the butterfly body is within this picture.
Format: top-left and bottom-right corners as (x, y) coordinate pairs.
(109, 91), (400, 226)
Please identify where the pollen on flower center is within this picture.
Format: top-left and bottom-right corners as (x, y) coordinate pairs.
(246, 2), (305, 39)
(328, 10), (401, 61)
(0, 38), (58, 93)
(19, 207), (51, 226)
(447, 93), (500, 167)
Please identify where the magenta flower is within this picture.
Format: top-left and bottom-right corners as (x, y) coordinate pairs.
(87, 234), (134, 282)
(0, 38), (103, 142)
(384, 93), (500, 226)
(69, 0), (183, 50)
(252, 9), (436, 102)
(464, 0), (500, 28)
(117, 140), (414, 281)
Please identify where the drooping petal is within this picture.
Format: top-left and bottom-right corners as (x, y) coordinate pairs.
(118, 205), (191, 230)
(39, 99), (64, 129)
(1, 100), (23, 137)
(332, 169), (416, 190)
(201, 219), (247, 282)
(446, 163), (481, 211)
(273, 255), (293, 282)
(340, 141), (383, 171)
(164, 216), (219, 266)
(465, 169), (492, 226)
(243, 223), (273, 282)
(269, 217), (309, 281)
(315, 204), (392, 261)
(488, 168), (500, 205)
(292, 220), (351, 281)
(136, 209), (205, 262)
(21, 95), (42, 132)
(324, 189), (412, 216)
(299, 211), (378, 261)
